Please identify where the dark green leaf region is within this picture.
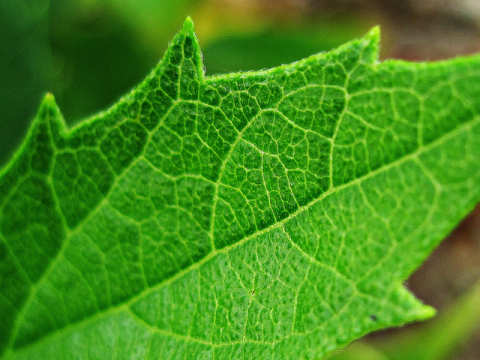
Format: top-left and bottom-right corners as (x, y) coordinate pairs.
(2, 17), (480, 360)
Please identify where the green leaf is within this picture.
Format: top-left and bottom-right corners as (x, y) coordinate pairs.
(1, 17), (480, 360)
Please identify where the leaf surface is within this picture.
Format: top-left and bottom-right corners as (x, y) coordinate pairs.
(1, 18), (480, 360)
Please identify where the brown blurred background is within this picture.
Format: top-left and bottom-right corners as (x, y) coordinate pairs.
(1, 1), (479, 359)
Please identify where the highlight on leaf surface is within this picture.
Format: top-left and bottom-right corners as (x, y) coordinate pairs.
(1, 17), (480, 360)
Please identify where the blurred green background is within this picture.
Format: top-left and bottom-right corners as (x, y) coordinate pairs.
(1, 0), (480, 359)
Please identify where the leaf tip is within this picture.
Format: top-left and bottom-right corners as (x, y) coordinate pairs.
(182, 16), (195, 35)
(358, 25), (381, 64)
(42, 92), (56, 106)
(366, 25), (380, 42)
(38, 92), (61, 122)
(417, 304), (436, 320)
(36, 92), (67, 138)
(399, 285), (437, 322)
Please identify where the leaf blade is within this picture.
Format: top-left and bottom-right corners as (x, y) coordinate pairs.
(2, 18), (480, 359)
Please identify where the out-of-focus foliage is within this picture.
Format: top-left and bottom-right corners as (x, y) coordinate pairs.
(202, 22), (363, 74)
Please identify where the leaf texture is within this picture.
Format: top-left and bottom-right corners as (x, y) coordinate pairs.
(1, 17), (480, 360)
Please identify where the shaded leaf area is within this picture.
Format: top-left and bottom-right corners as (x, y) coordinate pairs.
(1, 18), (480, 360)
